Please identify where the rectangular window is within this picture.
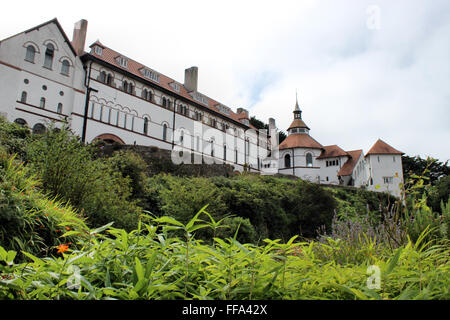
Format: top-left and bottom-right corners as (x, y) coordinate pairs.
(383, 177), (393, 184)
(95, 46), (103, 56)
(117, 57), (128, 68)
(143, 69), (160, 82)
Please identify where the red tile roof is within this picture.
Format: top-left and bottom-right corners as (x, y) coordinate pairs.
(316, 145), (349, 159)
(86, 42), (253, 128)
(288, 119), (310, 130)
(279, 133), (323, 150)
(366, 139), (404, 156)
(338, 150), (363, 176)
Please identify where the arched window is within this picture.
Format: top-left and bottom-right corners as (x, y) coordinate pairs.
(147, 90), (152, 101)
(143, 117), (149, 135)
(107, 73), (113, 85)
(57, 103), (63, 114)
(167, 100), (172, 109)
(20, 91), (27, 103)
(99, 71), (106, 83)
(61, 60), (70, 75)
(43, 43), (54, 69)
(162, 97), (167, 107)
(14, 118), (27, 127)
(284, 154), (291, 168)
(306, 153), (313, 167)
(142, 89), (148, 99)
(123, 81), (128, 92)
(128, 83), (133, 94)
(180, 130), (184, 144)
(40, 97), (46, 108)
(32, 123), (46, 135)
(163, 123), (168, 141)
(25, 45), (35, 62)
(210, 140), (214, 157)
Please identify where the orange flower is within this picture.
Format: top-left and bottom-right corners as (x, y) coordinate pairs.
(65, 226), (71, 231)
(57, 244), (69, 254)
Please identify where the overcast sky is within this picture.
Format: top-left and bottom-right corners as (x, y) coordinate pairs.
(1, 0), (449, 162)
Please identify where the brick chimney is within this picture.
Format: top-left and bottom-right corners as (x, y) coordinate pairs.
(71, 19), (88, 56)
(184, 66), (198, 92)
(237, 108), (249, 118)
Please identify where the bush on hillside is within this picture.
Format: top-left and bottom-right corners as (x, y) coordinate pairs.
(0, 147), (87, 260)
(106, 150), (149, 200)
(26, 125), (141, 231)
(143, 174), (336, 242)
(0, 116), (30, 160)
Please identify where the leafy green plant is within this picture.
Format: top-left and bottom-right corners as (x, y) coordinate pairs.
(26, 125), (141, 231)
(1, 208), (448, 300)
(0, 150), (87, 261)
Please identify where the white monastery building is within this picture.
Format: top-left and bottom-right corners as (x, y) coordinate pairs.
(0, 18), (404, 197)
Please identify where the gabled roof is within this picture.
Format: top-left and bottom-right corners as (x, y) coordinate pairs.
(338, 150), (363, 176)
(316, 145), (349, 159)
(366, 139), (404, 156)
(288, 119), (310, 130)
(23, 18), (78, 57)
(279, 133), (323, 150)
(84, 42), (256, 129)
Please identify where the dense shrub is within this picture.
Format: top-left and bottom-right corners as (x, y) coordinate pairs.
(106, 150), (149, 200)
(0, 148), (86, 260)
(427, 175), (450, 213)
(26, 125), (141, 231)
(0, 116), (30, 160)
(215, 216), (259, 244)
(143, 174), (336, 243)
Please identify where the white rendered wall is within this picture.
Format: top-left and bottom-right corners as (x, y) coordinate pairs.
(352, 154), (369, 188)
(317, 156), (349, 185)
(366, 154), (404, 197)
(75, 62), (267, 172)
(0, 22), (85, 131)
(278, 147), (322, 182)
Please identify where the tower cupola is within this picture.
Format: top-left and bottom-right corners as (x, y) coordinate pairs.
(288, 92), (310, 135)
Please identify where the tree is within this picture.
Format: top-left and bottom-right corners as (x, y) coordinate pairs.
(402, 155), (449, 186)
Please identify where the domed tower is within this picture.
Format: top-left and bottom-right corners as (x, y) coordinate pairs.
(278, 93), (323, 181)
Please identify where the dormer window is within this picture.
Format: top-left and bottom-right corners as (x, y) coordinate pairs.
(94, 45), (103, 56)
(142, 69), (160, 83)
(240, 118), (250, 126)
(117, 56), (128, 68)
(192, 92), (208, 106)
(170, 82), (180, 92)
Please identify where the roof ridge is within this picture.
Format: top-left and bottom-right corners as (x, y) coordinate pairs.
(86, 42), (251, 128)
(366, 139), (403, 155)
